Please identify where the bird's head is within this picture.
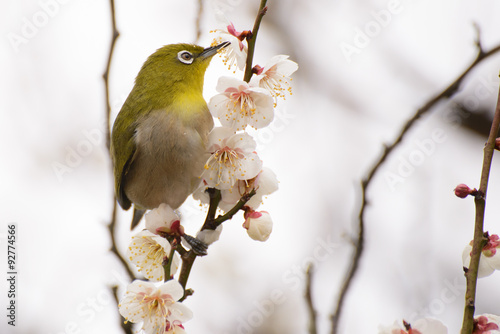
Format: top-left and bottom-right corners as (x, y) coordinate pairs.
(135, 42), (230, 95)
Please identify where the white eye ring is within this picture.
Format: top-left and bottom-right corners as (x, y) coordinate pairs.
(177, 51), (194, 64)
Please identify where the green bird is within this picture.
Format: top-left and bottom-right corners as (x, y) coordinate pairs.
(111, 42), (229, 229)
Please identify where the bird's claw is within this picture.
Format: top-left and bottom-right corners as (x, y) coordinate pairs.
(182, 234), (208, 256)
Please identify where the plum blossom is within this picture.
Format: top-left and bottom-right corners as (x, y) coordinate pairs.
(250, 55), (298, 101)
(194, 167), (278, 212)
(243, 210), (273, 242)
(145, 204), (184, 236)
(378, 318), (447, 334)
(196, 225), (223, 245)
(219, 167), (278, 212)
(119, 280), (192, 334)
(463, 234), (500, 278)
(127, 230), (180, 282)
(474, 314), (500, 334)
(202, 127), (262, 190)
(211, 13), (248, 70)
(209, 76), (274, 131)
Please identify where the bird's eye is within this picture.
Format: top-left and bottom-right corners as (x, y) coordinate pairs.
(177, 51), (194, 64)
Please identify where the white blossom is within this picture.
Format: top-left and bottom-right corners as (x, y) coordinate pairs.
(462, 234), (500, 278)
(211, 13), (248, 70)
(145, 204), (184, 236)
(219, 167), (278, 212)
(202, 127), (262, 190)
(127, 230), (180, 282)
(119, 280), (192, 334)
(250, 55), (298, 100)
(243, 210), (273, 242)
(209, 77), (274, 131)
(196, 225), (223, 245)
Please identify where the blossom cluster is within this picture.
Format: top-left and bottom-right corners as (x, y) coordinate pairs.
(119, 205), (190, 334)
(117, 14), (297, 334)
(197, 16), (297, 241)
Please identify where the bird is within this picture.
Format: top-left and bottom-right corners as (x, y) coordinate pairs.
(111, 42), (229, 229)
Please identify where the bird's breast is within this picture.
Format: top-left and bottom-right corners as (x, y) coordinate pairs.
(123, 106), (213, 209)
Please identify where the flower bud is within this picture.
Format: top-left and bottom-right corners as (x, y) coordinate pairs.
(495, 137), (500, 151)
(243, 210), (273, 241)
(145, 203), (184, 236)
(474, 315), (500, 333)
(454, 184), (477, 198)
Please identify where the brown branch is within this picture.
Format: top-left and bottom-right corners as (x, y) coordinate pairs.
(243, 0), (268, 83)
(107, 201), (135, 281)
(103, 0), (132, 280)
(194, 0), (204, 44)
(306, 263), (318, 334)
(112, 286), (134, 334)
(103, 0), (120, 151)
(330, 40), (500, 334)
(102, 4), (135, 333)
(178, 188), (256, 298)
(461, 80), (500, 333)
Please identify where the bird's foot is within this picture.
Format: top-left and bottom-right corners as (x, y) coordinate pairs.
(182, 234), (208, 256)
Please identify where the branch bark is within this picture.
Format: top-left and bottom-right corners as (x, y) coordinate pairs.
(460, 77), (500, 334)
(306, 263), (318, 334)
(330, 41), (500, 334)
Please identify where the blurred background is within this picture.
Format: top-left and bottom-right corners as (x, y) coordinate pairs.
(2, 0), (500, 333)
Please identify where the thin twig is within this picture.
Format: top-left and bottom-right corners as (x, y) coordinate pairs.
(194, 0), (204, 44)
(112, 286), (134, 334)
(305, 263), (318, 334)
(177, 188), (256, 297)
(107, 201), (135, 280)
(243, 0), (268, 83)
(178, 188), (221, 294)
(330, 40), (500, 334)
(202, 189), (256, 230)
(103, 0), (133, 280)
(103, 0), (120, 151)
(103, 0), (135, 322)
(461, 79), (500, 333)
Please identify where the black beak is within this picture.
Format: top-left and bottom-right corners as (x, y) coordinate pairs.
(199, 41), (230, 59)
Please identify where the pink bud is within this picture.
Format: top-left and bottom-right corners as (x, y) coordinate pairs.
(495, 138), (500, 151)
(454, 184), (477, 198)
(473, 316), (499, 333)
(252, 65), (264, 75)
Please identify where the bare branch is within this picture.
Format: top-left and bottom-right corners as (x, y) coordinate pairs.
(194, 0), (204, 44)
(243, 0), (268, 83)
(460, 78), (500, 333)
(330, 38), (500, 334)
(305, 263), (318, 334)
(111, 285), (133, 334)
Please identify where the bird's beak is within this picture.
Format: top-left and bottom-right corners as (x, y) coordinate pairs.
(199, 41), (230, 59)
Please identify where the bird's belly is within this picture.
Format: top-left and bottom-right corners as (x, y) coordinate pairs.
(123, 111), (209, 209)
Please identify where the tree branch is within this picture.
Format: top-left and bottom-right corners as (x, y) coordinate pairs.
(194, 0), (204, 44)
(102, 4), (135, 333)
(330, 40), (500, 334)
(460, 78), (500, 333)
(306, 263), (318, 334)
(103, 0), (120, 151)
(111, 286), (133, 334)
(243, 0), (268, 83)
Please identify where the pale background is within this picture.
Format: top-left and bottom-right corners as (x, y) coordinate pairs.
(2, 0), (500, 333)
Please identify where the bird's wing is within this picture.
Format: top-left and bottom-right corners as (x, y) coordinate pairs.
(110, 103), (139, 211)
